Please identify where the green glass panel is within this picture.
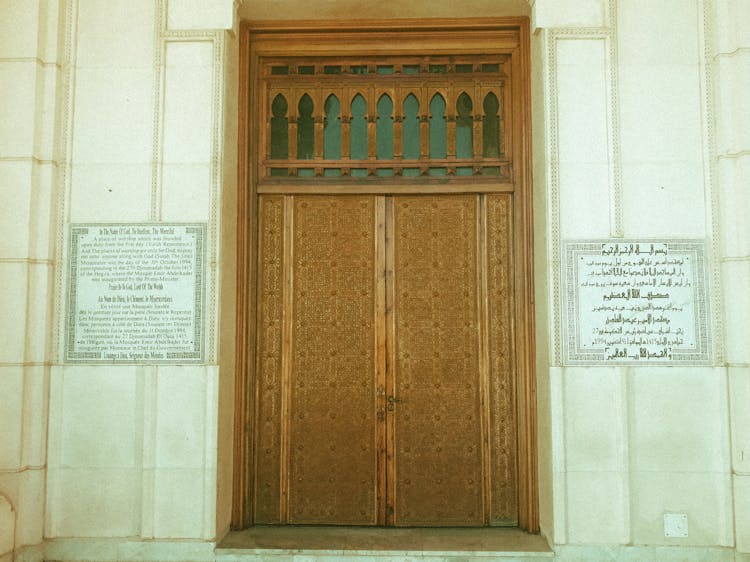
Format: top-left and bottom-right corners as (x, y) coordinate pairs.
(481, 166), (500, 175)
(324, 65), (341, 74)
(350, 94), (367, 160)
(376, 169), (394, 177)
(483, 93), (500, 158)
(429, 64), (447, 73)
(377, 65), (394, 74)
(402, 94), (420, 160)
(298, 65), (315, 75)
(270, 168), (289, 177)
(402, 65), (420, 74)
(297, 94), (314, 160)
(429, 167), (447, 176)
(350, 65), (368, 74)
(402, 168), (420, 177)
(323, 169), (342, 177)
(351, 169), (368, 178)
(456, 92), (473, 159)
(324, 95), (341, 160)
(481, 63), (500, 73)
(429, 93), (446, 159)
(271, 66), (289, 75)
(270, 94), (288, 160)
(456, 64), (473, 73)
(298, 168), (315, 177)
(376, 94), (393, 161)
(456, 167), (474, 176)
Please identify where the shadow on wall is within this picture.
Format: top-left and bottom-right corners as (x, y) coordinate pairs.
(0, 494), (15, 561)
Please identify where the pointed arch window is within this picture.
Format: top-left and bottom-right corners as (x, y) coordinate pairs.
(262, 55), (510, 181)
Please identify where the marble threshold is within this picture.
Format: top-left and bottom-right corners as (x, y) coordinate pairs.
(216, 526), (554, 560)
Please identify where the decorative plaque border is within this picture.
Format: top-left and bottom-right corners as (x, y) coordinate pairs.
(64, 223), (207, 364)
(562, 239), (711, 365)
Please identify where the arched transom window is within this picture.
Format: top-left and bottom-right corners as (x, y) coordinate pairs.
(261, 56), (512, 181)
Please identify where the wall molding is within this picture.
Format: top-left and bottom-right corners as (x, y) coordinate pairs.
(698, 0), (726, 365)
(544, 0), (623, 365)
(152, 0), (225, 364)
(51, 0), (79, 362)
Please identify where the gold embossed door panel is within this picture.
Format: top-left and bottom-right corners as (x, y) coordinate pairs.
(254, 194), (380, 525)
(389, 195), (484, 526)
(254, 193), (517, 527)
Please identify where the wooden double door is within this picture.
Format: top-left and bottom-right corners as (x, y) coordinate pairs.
(253, 192), (518, 527)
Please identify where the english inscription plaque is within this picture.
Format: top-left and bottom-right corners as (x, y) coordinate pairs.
(562, 240), (711, 365)
(65, 223), (206, 363)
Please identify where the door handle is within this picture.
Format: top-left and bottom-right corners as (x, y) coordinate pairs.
(387, 395), (402, 411)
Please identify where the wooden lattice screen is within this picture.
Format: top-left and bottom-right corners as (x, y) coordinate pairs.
(260, 56), (513, 181)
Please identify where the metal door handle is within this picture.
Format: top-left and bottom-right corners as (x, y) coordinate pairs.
(387, 395), (402, 411)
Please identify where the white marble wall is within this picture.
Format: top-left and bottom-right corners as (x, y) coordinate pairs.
(0, 1), (60, 560)
(534, 0), (738, 552)
(713, 0), (750, 554)
(41, 0), (237, 549)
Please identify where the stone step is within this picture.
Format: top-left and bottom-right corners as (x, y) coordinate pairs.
(216, 527), (554, 562)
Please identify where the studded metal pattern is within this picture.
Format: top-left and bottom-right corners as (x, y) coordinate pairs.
(254, 195), (284, 523)
(391, 195), (484, 526)
(288, 196), (378, 525)
(487, 194), (518, 524)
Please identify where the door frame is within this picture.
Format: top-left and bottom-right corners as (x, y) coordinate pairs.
(233, 17), (538, 532)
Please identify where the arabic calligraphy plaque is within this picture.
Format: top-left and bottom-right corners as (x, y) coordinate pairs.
(562, 240), (711, 365)
(64, 223), (206, 363)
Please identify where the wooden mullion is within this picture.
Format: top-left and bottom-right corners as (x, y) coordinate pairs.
(419, 85), (429, 160)
(367, 85), (377, 171)
(446, 83), (457, 159)
(477, 193), (492, 525)
(341, 89), (352, 160)
(375, 196), (388, 526)
(384, 195), (396, 526)
(394, 87), (404, 160)
(474, 81), (484, 162)
(288, 89), (299, 161)
(279, 195), (295, 523)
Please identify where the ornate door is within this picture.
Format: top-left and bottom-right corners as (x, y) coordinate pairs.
(238, 22), (537, 530)
(253, 193), (516, 526)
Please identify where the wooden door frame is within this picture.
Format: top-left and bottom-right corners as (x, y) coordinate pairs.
(233, 17), (538, 532)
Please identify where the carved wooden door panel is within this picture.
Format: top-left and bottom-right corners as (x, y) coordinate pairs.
(254, 194), (381, 525)
(253, 193), (517, 527)
(388, 195), (485, 526)
(387, 194), (517, 527)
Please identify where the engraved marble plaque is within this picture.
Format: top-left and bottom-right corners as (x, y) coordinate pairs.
(65, 223), (206, 363)
(562, 240), (711, 365)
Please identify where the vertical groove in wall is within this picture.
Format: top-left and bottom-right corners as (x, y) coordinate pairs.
(607, 0), (624, 238)
(623, 365), (636, 544)
(52, 0), (79, 361)
(208, 33), (226, 365)
(133, 366), (145, 536)
(151, 0), (167, 222)
(545, 29), (562, 366)
(698, 0), (725, 366)
(139, 365), (158, 538)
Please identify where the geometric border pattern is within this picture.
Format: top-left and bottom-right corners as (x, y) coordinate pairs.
(64, 222), (207, 364)
(562, 238), (712, 365)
